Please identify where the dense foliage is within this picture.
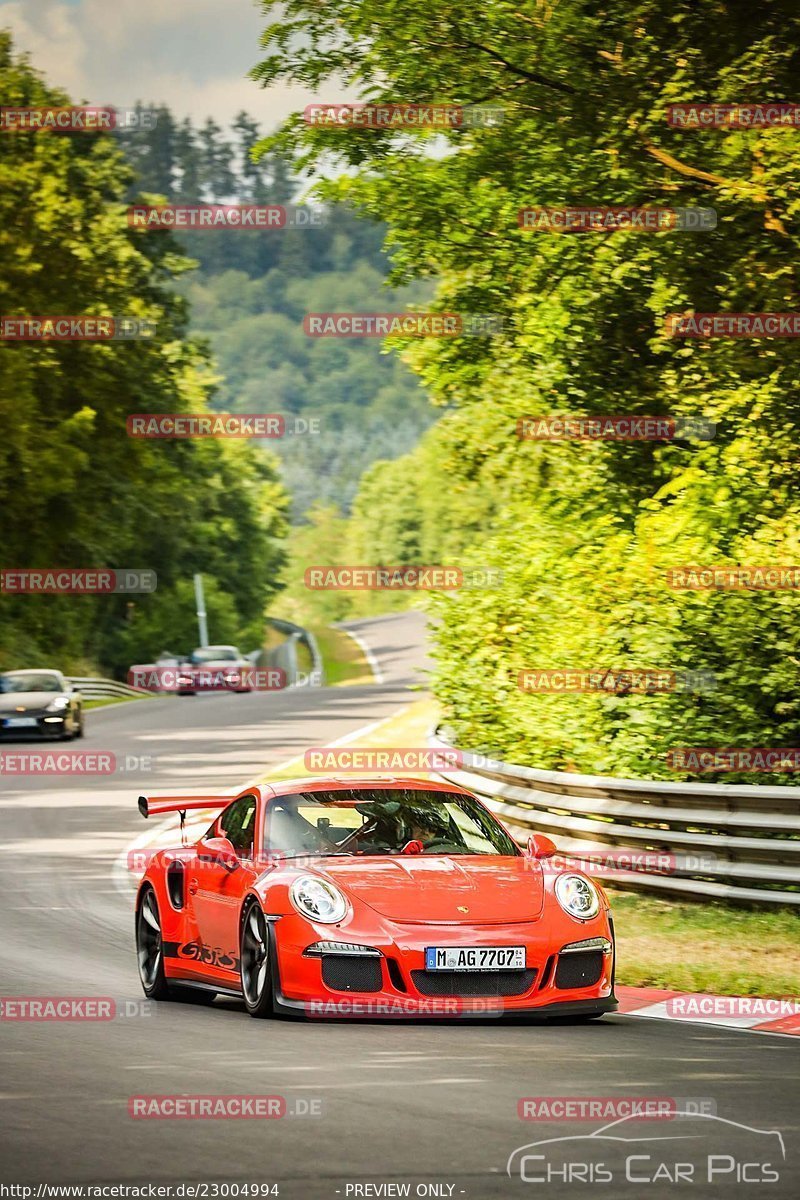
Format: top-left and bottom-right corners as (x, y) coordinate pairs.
(255, 0), (800, 781)
(117, 106), (436, 516)
(0, 35), (288, 675)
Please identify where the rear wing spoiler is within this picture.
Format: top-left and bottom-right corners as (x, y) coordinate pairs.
(138, 794), (232, 820)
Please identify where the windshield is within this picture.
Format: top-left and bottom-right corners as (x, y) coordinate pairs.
(190, 646), (239, 663)
(0, 672), (63, 693)
(265, 789), (520, 858)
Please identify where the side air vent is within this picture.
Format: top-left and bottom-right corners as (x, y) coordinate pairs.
(166, 863), (185, 910)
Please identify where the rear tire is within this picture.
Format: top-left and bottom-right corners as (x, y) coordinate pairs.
(240, 901), (273, 1018)
(136, 887), (172, 1000)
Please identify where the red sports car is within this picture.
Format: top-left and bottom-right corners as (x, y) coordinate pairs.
(134, 777), (617, 1020)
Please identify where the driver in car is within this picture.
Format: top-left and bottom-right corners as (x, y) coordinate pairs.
(354, 799), (455, 854)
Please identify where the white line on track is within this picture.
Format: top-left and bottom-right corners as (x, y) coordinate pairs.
(336, 625), (385, 684)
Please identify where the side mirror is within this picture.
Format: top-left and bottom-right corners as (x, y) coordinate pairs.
(526, 833), (557, 859)
(197, 836), (239, 873)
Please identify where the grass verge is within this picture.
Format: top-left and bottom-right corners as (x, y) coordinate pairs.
(259, 698), (439, 784)
(312, 625), (374, 686)
(608, 888), (800, 996)
(84, 694), (154, 710)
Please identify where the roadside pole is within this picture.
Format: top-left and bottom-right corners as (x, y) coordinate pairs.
(193, 573), (209, 647)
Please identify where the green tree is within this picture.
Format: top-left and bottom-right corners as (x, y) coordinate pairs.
(253, 0), (800, 781)
(0, 32), (289, 676)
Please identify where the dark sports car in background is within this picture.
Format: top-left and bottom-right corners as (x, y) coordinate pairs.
(0, 669), (84, 739)
(135, 777), (617, 1020)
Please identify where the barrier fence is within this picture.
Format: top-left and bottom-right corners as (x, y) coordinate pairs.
(429, 728), (800, 906)
(67, 676), (151, 700)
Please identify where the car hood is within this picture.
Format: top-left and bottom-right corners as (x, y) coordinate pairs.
(0, 692), (62, 712)
(315, 856), (544, 924)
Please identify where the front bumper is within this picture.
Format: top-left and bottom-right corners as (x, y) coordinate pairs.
(0, 713), (66, 737)
(268, 910), (617, 1020)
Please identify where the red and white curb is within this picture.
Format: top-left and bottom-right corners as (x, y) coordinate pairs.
(616, 985), (800, 1037)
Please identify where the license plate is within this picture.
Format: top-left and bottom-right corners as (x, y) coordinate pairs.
(4, 717), (38, 728)
(425, 946), (526, 971)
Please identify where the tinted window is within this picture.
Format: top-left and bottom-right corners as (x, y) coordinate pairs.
(218, 794), (257, 856)
(191, 646), (239, 663)
(0, 672), (63, 693)
(265, 789), (519, 857)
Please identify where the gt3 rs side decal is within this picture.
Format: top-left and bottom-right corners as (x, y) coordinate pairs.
(163, 940), (239, 972)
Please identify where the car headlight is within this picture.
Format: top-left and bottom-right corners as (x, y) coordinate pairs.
(289, 876), (348, 924)
(555, 873), (600, 920)
(46, 696), (70, 712)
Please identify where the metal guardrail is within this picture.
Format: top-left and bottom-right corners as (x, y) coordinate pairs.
(67, 676), (151, 700)
(429, 728), (800, 906)
(266, 618), (324, 687)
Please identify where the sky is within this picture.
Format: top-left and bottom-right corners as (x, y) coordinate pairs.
(0, 0), (317, 134)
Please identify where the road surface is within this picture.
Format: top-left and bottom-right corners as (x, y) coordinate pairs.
(1, 612), (797, 1197)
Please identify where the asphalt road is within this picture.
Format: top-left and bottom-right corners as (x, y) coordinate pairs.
(1, 611), (797, 1198)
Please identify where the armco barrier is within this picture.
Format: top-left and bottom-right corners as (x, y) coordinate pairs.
(266, 617), (324, 687)
(67, 676), (151, 700)
(429, 728), (800, 906)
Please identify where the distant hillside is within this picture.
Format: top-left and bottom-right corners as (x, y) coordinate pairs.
(118, 105), (436, 517)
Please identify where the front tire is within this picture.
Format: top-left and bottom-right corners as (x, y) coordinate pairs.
(240, 901), (273, 1018)
(136, 887), (172, 1000)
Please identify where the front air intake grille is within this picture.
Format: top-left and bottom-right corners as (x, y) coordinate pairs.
(321, 955), (382, 993)
(554, 950), (604, 990)
(411, 969), (536, 998)
(386, 957), (408, 993)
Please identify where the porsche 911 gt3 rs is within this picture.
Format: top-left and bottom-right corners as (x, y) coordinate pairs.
(134, 777), (617, 1020)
